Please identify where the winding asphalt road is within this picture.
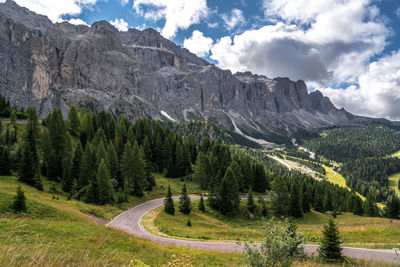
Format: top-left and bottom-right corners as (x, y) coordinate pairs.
(107, 196), (400, 264)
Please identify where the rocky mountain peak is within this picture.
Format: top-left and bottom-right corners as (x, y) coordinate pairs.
(0, 0), (52, 32)
(0, 1), (369, 144)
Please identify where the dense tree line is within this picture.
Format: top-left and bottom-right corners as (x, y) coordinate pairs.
(0, 95), (27, 119)
(0, 115), (19, 175)
(270, 172), (365, 218)
(169, 120), (262, 149)
(343, 157), (400, 202)
(0, 102), (391, 219)
(191, 138), (271, 215)
(1, 105), (207, 205)
(303, 126), (400, 162)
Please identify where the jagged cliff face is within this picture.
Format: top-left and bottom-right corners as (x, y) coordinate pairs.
(0, 0), (366, 142)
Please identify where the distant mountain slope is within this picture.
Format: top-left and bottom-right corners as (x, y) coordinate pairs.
(0, 0), (374, 143)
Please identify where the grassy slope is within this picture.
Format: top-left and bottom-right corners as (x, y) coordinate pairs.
(388, 173), (400, 195)
(0, 175), (242, 266)
(389, 152), (400, 195)
(144, 200), (400, 249)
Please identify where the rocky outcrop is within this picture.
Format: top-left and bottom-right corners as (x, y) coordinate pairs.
(0, 1), (368, 142)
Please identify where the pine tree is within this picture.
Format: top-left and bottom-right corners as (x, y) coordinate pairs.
(13, 185), (27, 213)
(240, 155), (253, 190)
(323, 190), (333, 212)
(187, 218), (192, 227)
(289, 184), (303, 218)
(71, 141), (83, 184)
(193, 152), (211, 190)
(68, 105), (80, 135)
(9, 110), (16, 125)
(107, 143), (118, 180)
(271, 175), (290, 217)
(365, 193), (377, 217)
(62, 154), (74, 192)
(164, 185), (175, 215)
(219, 167), (239, 215)
(258, 196), (268, 217)
(79, 143), (96, 188)
(97, 159), (114, 204)
(318, 219), (343, 263)
(179, 183), (192, 214)
(80, 112), (94, 148)
(84, 179), (100, 204)
(121, 142), (147, 196)
(300, 182), (310, 213)
(353, 196), (363, 215)
(145, 167), (155, 191)
(313, 185), (324, 212)
(186, 134), (197, 164)
(198, 195), (206, 212)
(0, 146), (11, 175)
(385, 195), (400, 219)
(19, 107), (39, 187)
(253, 164), (269, 193)
(95, 140), (108, 169)
(247, 189), (256, 214)
(47, 109), (66, 180)
(230, 160), (244, 192)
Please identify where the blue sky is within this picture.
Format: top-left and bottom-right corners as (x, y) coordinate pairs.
(4, 0), (400, 120)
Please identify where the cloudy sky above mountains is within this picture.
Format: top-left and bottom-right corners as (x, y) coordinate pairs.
(3, 0), (400, 120)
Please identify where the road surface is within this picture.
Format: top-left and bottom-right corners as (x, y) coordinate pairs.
(107, 196), (400, 264)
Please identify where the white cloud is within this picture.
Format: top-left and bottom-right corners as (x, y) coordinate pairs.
(132, 0), (208, 39)
(207, 22), (218, 28)
(221, 8), (245, 30)
(183, 30), (213, 57)
(9, 0), (98, 22)
(121, 0), (129, 5)
(68, 18), (88, 26)
(110, 18), (129, 31)
(320, 50), (400, 120)
(396, 7), (400, 18)
(211, 0), (388, 85)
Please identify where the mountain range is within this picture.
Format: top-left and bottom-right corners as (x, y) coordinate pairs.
(0, 0), (374, 144)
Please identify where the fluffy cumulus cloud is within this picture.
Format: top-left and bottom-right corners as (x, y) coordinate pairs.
(211, 23), (333, 82)
(211, 0), (388, 84)
(110, 18), (129, 31)
(183, 30), (213, 57)
(320, 50), (400, 120)
(221, 8), (245, 30)
(132, 0), (208, 39)
(8, 0), (98, 22)
(68, 18), (89, 26)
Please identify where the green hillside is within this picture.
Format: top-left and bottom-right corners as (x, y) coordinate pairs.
(0, 175), (242, 266)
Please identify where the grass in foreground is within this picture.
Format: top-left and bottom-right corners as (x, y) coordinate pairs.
(0, 175), (243, 266)
(145, 201), (400, 249)
(0, 175), (397, 266)
(0, 219), (243, 266)
(0, 173), (201, 221)
(388, 173), (400, 195)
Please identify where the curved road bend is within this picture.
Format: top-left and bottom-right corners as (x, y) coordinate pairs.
(107, 197), (400, 264)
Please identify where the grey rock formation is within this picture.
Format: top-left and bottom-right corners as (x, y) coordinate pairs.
(0, 1), (369, 142)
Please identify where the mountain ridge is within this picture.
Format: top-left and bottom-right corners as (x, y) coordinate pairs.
(0, 0), (373, 143)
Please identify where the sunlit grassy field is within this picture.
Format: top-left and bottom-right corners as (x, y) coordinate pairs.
(144, 200), (400, 249)
(0, 173), (201, 221)
(323, 166), (367, 201)
(388, 173), (400, 195)
(0, 175), (243, 266)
